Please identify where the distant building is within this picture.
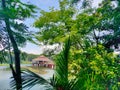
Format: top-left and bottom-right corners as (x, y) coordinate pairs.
(32, 55), (55, 69)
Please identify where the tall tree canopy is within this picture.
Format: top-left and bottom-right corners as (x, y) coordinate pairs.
(34, 0), (120, 50)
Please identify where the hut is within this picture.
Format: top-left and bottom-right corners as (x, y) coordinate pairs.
(44, 60), (55, 69)
(32, 55), (55, 69)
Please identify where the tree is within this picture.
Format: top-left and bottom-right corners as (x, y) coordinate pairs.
(95, 0), (120, 50)
(0, 0), (36, 89)
(34, 0), (75, 44)
(20, 52), (39, 62)
(34, 0), (94, 47)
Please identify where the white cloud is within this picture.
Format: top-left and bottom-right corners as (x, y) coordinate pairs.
(92, 0), (102, 8)
(20, 42), (43, 55)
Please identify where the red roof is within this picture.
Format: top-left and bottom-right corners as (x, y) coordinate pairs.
(32, 55), (51, 62)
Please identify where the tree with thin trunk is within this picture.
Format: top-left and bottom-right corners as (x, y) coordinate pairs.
(0, 0), (36, 89)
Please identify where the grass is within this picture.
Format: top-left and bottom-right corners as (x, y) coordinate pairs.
(21, 61), (31, 64)
(0, 63), (9, 66)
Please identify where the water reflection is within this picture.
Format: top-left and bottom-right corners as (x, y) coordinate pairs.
(0, 65), (54, 90)
(0, 70), (12, 90)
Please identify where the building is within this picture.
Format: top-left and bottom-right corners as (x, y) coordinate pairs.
(32, 55), (55, 69)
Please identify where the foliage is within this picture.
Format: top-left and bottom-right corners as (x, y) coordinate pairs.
(0, 0), (36, 47)
(34, 0), (75, 44)
(33, 0), (120, 89)
(0, 51), (7, 63)
(85, 0), (120, 50)
(20, 52), (39, 62)
(70, 44), (120, 89)
(53, 37), (78, 90)
(34, 0), (120, 50)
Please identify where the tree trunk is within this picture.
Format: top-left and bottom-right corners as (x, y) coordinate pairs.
(1, 0), (22, 89)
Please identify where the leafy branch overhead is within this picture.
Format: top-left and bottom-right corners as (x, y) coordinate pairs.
(34, 0), (120, 50)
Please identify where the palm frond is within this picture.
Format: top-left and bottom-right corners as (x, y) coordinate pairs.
(68, 78), (79, 90)
(10, 69), (51, 90)
(49, 75), (58, 87)
(55, 37), (76, 89)
(54, 37), (79, 90)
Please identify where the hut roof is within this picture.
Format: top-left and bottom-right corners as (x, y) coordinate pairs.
(32, 55), (51, 62)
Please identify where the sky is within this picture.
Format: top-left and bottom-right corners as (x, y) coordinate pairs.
(20, 0), (59, 55)
(21, 0), (102, 55)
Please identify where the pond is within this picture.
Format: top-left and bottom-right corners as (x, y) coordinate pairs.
(0, 65), (54, 90)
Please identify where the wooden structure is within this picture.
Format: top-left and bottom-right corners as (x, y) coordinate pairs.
(32, 55), (55, 69)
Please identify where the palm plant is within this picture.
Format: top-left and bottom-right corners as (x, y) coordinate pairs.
(53, 37), (77, 90)
(11, 37), (78, 90)
(11, 69), (51, 90)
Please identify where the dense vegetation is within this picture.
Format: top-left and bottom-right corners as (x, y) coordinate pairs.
(33, 0), (120, 89)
